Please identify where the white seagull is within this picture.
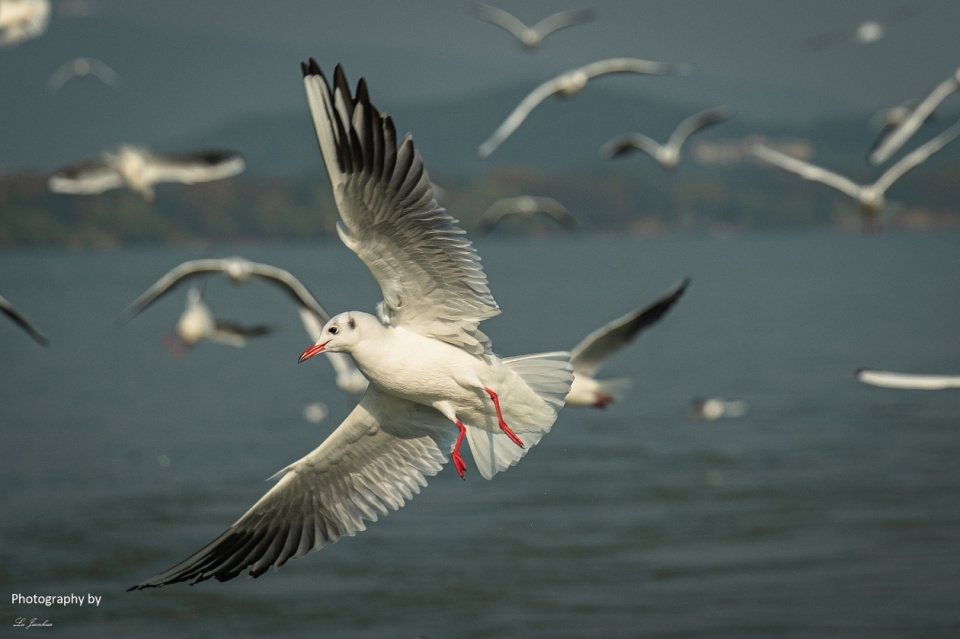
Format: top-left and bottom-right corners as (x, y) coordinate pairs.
(46, 57), (120, 94)
(0, 294), (49, 346)
(48, 145), (245, 202)
(601, 107), (732, 169)
(0, 0), (50, 47)
(856, 368), (960, 390)
(467, 3), (596, 51)
(752, 119), (960, 226)
(122, 256), (333, 325)
(162, 284), (274, 357)
(691, 397), (749, 421)
(868, 67), (960, 165)
(565, 279), (689, 409)
(476, 57), (690, 158)
(802, 1), (923, 51)
(478, 195), (576, 233)
(129, 61), (573, 589)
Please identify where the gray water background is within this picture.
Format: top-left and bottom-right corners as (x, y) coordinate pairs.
(1, 231), (959, 638)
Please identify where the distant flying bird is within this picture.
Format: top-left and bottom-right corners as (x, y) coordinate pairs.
(601, 107), (732, 169)
(162, 284), (273, 357)
(122, 257), (333, 326)
(856, 368), (960, 390)
(467, 3), (596, 50)
(0, 294), (49, 346)
(478, 196), (576, 233)
(48, 145), (245, 202)
(476, 57), (690, 158)
(0, 0), (50, 47)
(751, 119), (960, 226)
(46, 57), (120, 94)
(297, 307), (369, 396)
(565, 279), (689, 409)
(868, 67), (960, 165)
(691, 397), (749, 421)
(802, 1), (923, 51)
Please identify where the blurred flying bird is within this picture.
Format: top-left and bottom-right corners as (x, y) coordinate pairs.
(478, 196), (576, 233)
(0, 294), (49, 346)
(752, 119), (960, 227)
(856, 368), (960, 390)
(869, 67), (960, 165)
(162, 284), (274, 358)
(48, 145), (245, 202)
(476, 57), (690, 158)
(122, 257), (333, 325)
(46, 57), (120, 94)
(601, 107), (732, 169)
(130, 61), (573, 588)
(565, 279), (689, 409)
(0, 0), (49, 47)
(466, 3), (596, 50)
(802, 1), (923, 51)
(691, 397), (749, 420)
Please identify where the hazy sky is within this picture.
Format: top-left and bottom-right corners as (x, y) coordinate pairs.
(3, 0), (960, 169)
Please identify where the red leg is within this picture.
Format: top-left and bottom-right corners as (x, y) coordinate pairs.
(451, 420), (468, 480)
(483, 387), (524, 449)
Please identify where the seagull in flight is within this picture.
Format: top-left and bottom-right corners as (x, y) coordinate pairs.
(477, 57), (690, 158)
(121, 256), (333, 324)
(856, 368), (960, 390)
(467, 3), (596, 50)
(129, 61), (572, 589)
(868, 67), (960, 165)
(752, 118), (960, 227)
(0, 294), (49, 346)
(565, 279), (689, 409)
(601, 107), (732, 169)
(0, 0), (49, 47)
(691, 397), (749, 420)
(46, 57), (120, 94)
(802, 1), (923, 51)
(48, 145), (245, 202)
(478, 196), (576, 233)
(162, 284), (274, 358)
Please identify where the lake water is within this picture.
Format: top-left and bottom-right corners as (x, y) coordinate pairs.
(1, 231), (959, 638)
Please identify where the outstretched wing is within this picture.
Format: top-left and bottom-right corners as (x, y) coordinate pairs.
(467, 2), (530, 40)
(48, 160), (123, 195)
(121, 259), (240, 321)
(476, 77), (563, 158)
(856, 368), (960, 390)
(531, 8), (597, 38)
(130, 387), (455, 588)
(873, 119), (960, 194)
(142, 150), (245, 185)
(601, 133), (663, 159)
(869, 72), (960, 165)
(303, 60), (499, 356)
(0, 295), (49, 346)
(571, 279), (689, 377)
(751, 144), (863, 199)
(667, 106), (732, 150)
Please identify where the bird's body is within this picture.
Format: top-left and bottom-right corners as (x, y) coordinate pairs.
(164, 285), (273, 356)
(477, 58), (690, 158)
(752, 119), (960, 224)
(869, 68), (960, 165)
(49, 145), (245, 202)
(467, 3), (595, 50)
(602, 107), (731, 169)
(0, 0), (49, 47)
(564, 279), (689, 409)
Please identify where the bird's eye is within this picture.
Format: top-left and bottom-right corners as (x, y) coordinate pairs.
(328, 326), (339, 335)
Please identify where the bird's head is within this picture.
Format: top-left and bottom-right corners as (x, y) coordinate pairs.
(298, 312), (363, 362)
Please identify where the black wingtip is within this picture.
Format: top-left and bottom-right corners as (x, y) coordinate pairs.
(301, 57), (322, 78)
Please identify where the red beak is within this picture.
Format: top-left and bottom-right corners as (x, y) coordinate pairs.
(298, 341), (328, 363)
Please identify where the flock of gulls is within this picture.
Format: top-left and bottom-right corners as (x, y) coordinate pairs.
(1, 1), (957, 588)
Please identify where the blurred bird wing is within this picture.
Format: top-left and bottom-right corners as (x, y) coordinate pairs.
(531, 7), (596, 37)
(578, 57), (689, 80)
(48, 160), (123, 194)
(601, 133), (662, 159)
(303, 61), (499, 356)
(531, 197), (576, 228)
(130, 387), (456, 588)
(668, 107), (731, 150)
(121, 259), (237, 320)
(752, 144), (862, 199)
(477, 78), (563, 158)
(869, 75), (958, 165)
(85, 58), (121, 86)
(856, 368), (960, 390)
(142, 151), (245, 185)
(873, 119), (960, 193)
(467, 2), (529, 39)
(570, 278), (689, 376)
(245, 262), (333, 322)
(0, 294), (49, 346)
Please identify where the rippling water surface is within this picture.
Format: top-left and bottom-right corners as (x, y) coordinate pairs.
(2, 231), (959, 638)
